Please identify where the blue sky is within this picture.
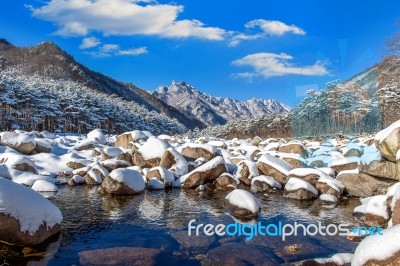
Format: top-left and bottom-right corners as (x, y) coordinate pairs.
(1, 0), (399, 107)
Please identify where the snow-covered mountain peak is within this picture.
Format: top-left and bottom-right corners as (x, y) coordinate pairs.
(153, 81), (290, 126)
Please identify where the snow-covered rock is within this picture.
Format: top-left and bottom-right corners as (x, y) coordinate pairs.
(251, 175), (282, 192)
(257, 154), (293, 184)
(225, 189), (261, 219)
(145, 166), (175, 187)
(216, 173), (240, 189)
(375, 119), (400, 162)
(159, 147), (189, 176)
(352, 225), (400, 265)
(179, 143), (217, 161)
(180, 156), (227, 188)
(277, 142), (308, 158)
(102, 168), (145, 195)
(133, 136), (171, 167)
(337, 171), (395, 197)
(0, 178), (63, 246)
(68, 175), (85, 186)
(31, 180), (58, 192)
(0, 131), (36, 154)
(284, 177), (318, 200)
(235, 160), (259, 185)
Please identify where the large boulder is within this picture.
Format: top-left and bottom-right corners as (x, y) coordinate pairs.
(278, 143), (309, 158)
(337, 171), (395, 197)
(235, 160), (259, 185)
(180, 156), (226, 189)
(0, 153), (37, 174)
(34, 139), (52, 153)
(225, 189), (261, 219)
(359, 160), (400, 181)
(331, 157), (360, 173)
(0, 132), (36, 154)
(114, 130), (147, 149)
(132, 137), (171, 168)
(102, 168), (145, 195)
(251, 175), (282, 192)
(284, 177), (318, 200)
(257, 154), (293, 184)
(0, 178), (62, 246)
(352, 225), (400, 266)
(216, 173), (239, 189)
(159, 148), (189, 176)
(353, 195), (390, 228)
(179, 143), (217, 161)
(146, 166), (175, 187)
(375, 120), (400, 162)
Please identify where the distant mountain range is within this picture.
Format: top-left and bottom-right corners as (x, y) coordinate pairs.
(152, 81), (290, 126)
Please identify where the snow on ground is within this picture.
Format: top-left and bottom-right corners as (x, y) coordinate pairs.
(0, 178), (63, 235)
(225, 189), (261, 213)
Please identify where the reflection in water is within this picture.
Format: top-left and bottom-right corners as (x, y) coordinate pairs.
(1, 186), (362, 265)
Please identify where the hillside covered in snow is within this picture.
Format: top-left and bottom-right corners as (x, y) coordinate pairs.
(200, 56), (400, 139)
(0, 39), (204, 134)
(152, 81), (290, 125)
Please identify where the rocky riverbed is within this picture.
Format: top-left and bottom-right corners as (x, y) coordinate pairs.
(1, 120), (400, 265)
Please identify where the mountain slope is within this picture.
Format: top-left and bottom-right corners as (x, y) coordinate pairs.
(152, 81), (290, 126)
(201, 56), (400, 139)
(0, 39), (205, 131)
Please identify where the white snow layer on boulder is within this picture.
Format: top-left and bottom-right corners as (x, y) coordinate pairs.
(258, 154), (293, 175)
(352, 224), (400, 265)
(0, 131), (36, 150)
(285, 177), (318, 195)
(139, 136), (171, 160)
(375, 119), (400, 143)
(314, 253), (353, 265)
(0, 178), (63, 235)
(165, 148), (189, 176)
(251, 175), (282, 189)
(180, 156), (226, 184)
(225, 189), (261, 213)
(109, 168), (145, 192)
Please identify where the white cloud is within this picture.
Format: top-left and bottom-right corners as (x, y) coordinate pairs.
(116, 47), (148, 56)
(79, 36), (101, 49)
(245, 19), (306, 36)
(228, 33), (264, 47)
(100, 44), (120, 52)
(28, 0), (226, 40)
(84, 43), (148, 57)
(232, 52), (328, 79)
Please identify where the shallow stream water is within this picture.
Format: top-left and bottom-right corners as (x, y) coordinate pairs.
(1, 185), (362, 265)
